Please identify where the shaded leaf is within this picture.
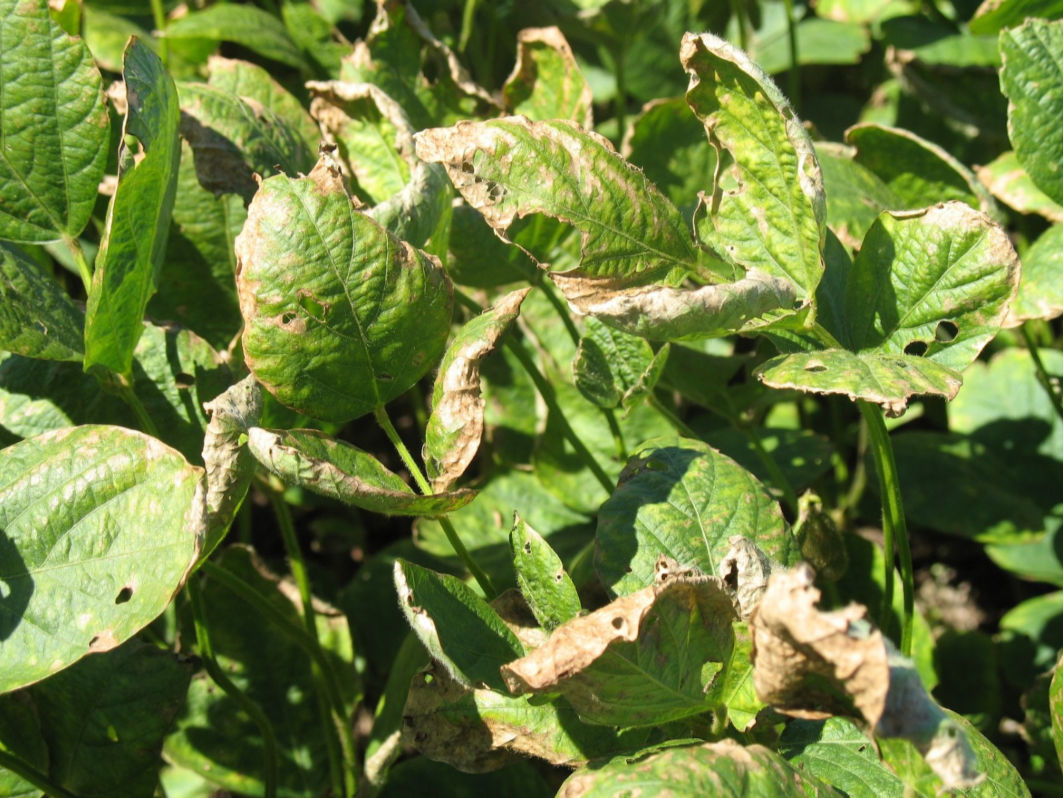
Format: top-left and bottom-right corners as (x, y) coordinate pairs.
(0, 425), (203, 693)
(394, 559), (523, 692)
(502, 565), (739, 727)
(425, 288), (528, 492)
(235, 155), (453, 423)
(0, 0), (108, 242)
(163, 4), (307, 71)
(971, 0), (1062, 33)
(509, 513), (581, 631)
(0, 242), (84, 361)
(682, 32), (825, 301)
(755, 349), (962, 417)
(572, 317), (663, 409)
(1051, 657), (1063, 765)
(814, 141), (901, 250)
(596, 438), (793, 597)
(248, 427), (475, 516)
(975, 150), (1062, 222)
(779, 716), (906, 797)
(999, 19), (1063, 204)
(502, 27), (593, 129)
(84, 38), (181, 376)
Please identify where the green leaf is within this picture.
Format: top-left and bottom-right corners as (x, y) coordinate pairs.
(0, 691), (48, 797)
(280, 2), (347, 75)
(572, 317), (661, 409)
(0, 0), (108, 242)
(595, 438), (792, 597)
(1000, 591), (1063, 671)
(971, 0), (1063, 34)
(510, 513), (581, 631)
(0, 641), (192, 798)
(178, 81), (315, 202)
(999, 19), (1064, 205)
(248, 427), (475, 516)
(985, 528), (1063, 585)
(780, 717), (906, 797)
(880, 17), (1001, 67)
(162, 4), (307, 71)
(83, 38), (181, 376)
(720, 622), (763, 731)
(846, 123), (998, 216)
(0, 425), (203, 693)
(559, 740), (839, 796)
(444, 204), (539, 288)
(502, 27), (593, 129)
(235, 157), (453, 423)
(753, 14), (872, 75)
(165, 546), (354, 797)
(700, 427), (835, 493)
(384, 757), (551, 797)
(682, 32), (826, 301)
(815, 142), (901, 250)
(415, 117), (701, 285)
(1051, 657), (1063, 764)
(502, 574), (739, 726)
(844, 204), (1020, 372)
(425, 289), (528, 492)
(813, 0), (915, 24)
(755, 350), (963, 416)
(394, 559), (524, 692)
(0, 241), (84, 361)
(976, 150), (1063, 222)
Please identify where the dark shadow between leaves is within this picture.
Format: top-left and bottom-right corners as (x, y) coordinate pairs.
(0, 527), (32, 641)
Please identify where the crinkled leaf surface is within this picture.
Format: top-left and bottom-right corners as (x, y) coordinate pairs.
(502, 573), (739, 727)
(976, 150), (1062, 222)
(999, 19), (1063, 204)
(425, 288), (528, 492)
(235, 157), (453, 423)
(248, 427), (475, 516)
(558, 739), (839, 797)
(0, 425), (203, 693)
(596, 438), (792, 597)
(502, 27), (593, 129)
(682, 32), (826, 301)
(510, 514), (581, 631)
(394, 559), (523, 692)
(844, 203), (1020, 372)
(162, 3), (307, 71)
(0, 241), (84, 361)
(755, 349), (963, 417)
(779, 717), (906, 796)
(846, 123), (997, 215)
(572, 317), (658, 408)
(0, 640), (192, 798)
(83, 38), (181, 377)
(0, 0), (108, 242)
(415, 117), (701, 285)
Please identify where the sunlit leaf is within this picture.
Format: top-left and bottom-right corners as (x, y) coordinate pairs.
(510, 513), (581, 630)
(502, 27), (594, 129)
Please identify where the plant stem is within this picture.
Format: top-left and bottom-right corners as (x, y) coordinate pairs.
(729, 0), (749, 50)
(373, 405), (497, 597)
(64, 235), (93, 293)
(781, 0), (801, 112)
(187, 576), (279, 798)
(858, 401), (913, 656)
(458, 0), (478, 54)
(1020, 324), (1063, 417)
(743, 424), (799, 517)
(612, 39), (628, 141)
(116, 373), (160, 438)
(148, 0), (169, 66)
(0, 750), (79, 798)
(269, 489), (353, 798)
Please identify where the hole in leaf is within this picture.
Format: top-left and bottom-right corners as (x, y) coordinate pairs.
(175, 372), (195, 389)
(297, 291), (329, 322)
(115, 586), (133, 604)
(804, 362), (826, 373)
(554, 571), (564, 583)
(460, 161), (475, 175)
(378, 373), (394, 382)
(611, 617), (625, 630)
(935, 320), (958, 342)
(281, 312), (297, 325)
(904, 340), (928, 356)
(523, 541), (532, 554)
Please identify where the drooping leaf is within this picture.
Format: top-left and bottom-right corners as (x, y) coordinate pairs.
(502, 567), (739, 727)
(846, 123), (998, 216)
(425, 289), (528, 492)
(0, 425), (203, 693)
(509, 513), (582, 631)
(558, 739), (839, 797)
(755, 349), (963, 417)
(682, 32), (826, 301)
(572, 317), (663, 409)
(779, 716), (907, 796)
(394, 559), (524, 693)
(178, 81), (315, 202)
(596, 438), (793, 597)
(235, 155), (453, 423)
(248, 427), (475, 516)
(0, 0), (108, 242)
(0, 241), (84, 361)
(162, 4), (308, 71)
(502, 27), (594, 129)
(844, 203), (1020, 372)
(83, 39), (181, 377)
(0, 641), (193, 798)
(999, 19), (1063, 204)
(975, 150), (1062, 222)
(415, 116), (702, 285)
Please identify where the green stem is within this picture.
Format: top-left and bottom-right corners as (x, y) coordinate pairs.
(743, 424), (799, 517)
(187, 576), (279, 798)
(533, 278), (582, 348)
(648, 392), (696, 437)
(503, 337), (615, 495)
(148, 0), (169, 66)
(0, 750), (78, 798)
(458, 0), (478, 53)
(612, 39), (628, 140)
(373, 405), (497, 597)
(64, 235), (92, 293)
(781, 0), (801, 111)
(728, 0), (749, 50)
(858, 401), (913, 656)
(117, 374), (160, 438)
(269, 489), (353, 798)
(1020, 324), (1063, 417)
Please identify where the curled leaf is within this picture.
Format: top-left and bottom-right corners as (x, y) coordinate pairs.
(502, 27), (594, 129)
(248, 427), (475, 516)
(424, 288), (529, 492)
(718, 536), (776, 621)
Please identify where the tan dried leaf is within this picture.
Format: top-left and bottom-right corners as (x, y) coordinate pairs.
(718, 536), (776, 621)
